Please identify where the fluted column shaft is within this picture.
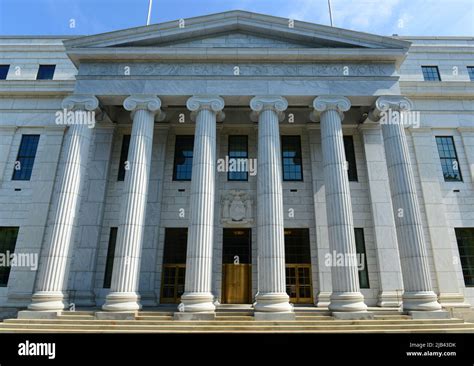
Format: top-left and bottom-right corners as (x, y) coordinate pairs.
(179, 96), (224, 313)
(29, 95), (98, 311)
(103, 95), (163, 312)
(373, 96), (441, 311)
(251, 96), (292, 314)
(312, 96), (367, 313)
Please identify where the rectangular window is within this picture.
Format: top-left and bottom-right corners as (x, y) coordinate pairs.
(12, 134), (40, 181)
(436, 136), (462, 182)
(36, 65), (56, 80)
(103, 227), (117, 288)
(284, 229), (311, 264)
(343, 136), (358, 181)
(455, 228), (474, 287)
(0, 65), (9, 80)
(468, 67), (474, 81)
(422, 66), (441, 81)
(355, 228), (369, 289)
(173, 135), (194, 181)
(228, 135), (248, 181)
(0, 227), (19, 286)
(117, 134), (131, 181)
(281, 135), (303, 181)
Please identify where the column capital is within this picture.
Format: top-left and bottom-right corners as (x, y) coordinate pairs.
(310, 96), (350, 122)
(369, 95), (413, 121)
(124, 95), (164, 119)
(187, 95), (225, 122)
(250, 96), (288, 122)
(62, 94), (99, 111)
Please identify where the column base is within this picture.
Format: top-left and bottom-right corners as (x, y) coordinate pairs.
(254, 292), (293, 313)
(402, 291), (441, 312)
(328, 292), (367, 312)
(316, 292), (331, 307)
(102, 291), (142, 312)
(178, 292), (215, 312)
(377, 290), (403, 308)
(27, 291), (66, 311)
(438, 293), (471, 308)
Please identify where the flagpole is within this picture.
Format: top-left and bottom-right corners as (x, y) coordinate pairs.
(146, 0), (153, 25)
(328, 0), (333, 26)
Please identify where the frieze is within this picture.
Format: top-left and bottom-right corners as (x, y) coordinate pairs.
(79, 62), (394, 78)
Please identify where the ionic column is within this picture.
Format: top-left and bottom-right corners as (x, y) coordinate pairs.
(178, 96), (224, 314)
(250, 96), (293, 318)
(312, 96), (368, 313)
(28, 95), (98, 312)
(370, 96), (441, 311)
(102, 95), (164, 312)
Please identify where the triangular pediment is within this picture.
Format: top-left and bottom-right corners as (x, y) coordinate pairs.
(64, 10), (410, 50)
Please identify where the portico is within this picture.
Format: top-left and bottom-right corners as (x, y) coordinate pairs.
(13, 11), (470, 321)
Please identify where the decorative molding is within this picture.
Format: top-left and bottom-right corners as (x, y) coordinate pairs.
(61, 94), (99, 111)
(79, 62), (394, 78)
(310, 96), (351, 121)
(250, 96), (288, 122)
(221, 190), (253, 225)
(186, 95), (225, 122)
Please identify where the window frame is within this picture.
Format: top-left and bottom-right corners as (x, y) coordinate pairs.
(36, 64), (56, 80)
(421, 65), (441, 81)
(12, 134), (40, 181)
(0, 65), (10, 80)
(227, 135), (249, 182)
(172, 135), (194, 181)
(467, 66), (474, 81)
(354, 228), (370, 289)
(281, 135), (304, 182)
(435, 136), (463, 182)
(103, 227), (117, 289)
(117, 134), (131, 181)
(0, 227), (19, 287)
(343, 135), (358, 182)
(455, 228), (474, 287)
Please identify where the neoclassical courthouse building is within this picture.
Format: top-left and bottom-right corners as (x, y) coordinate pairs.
(0, 11), (473, 320)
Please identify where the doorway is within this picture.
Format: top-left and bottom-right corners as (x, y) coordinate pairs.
(285, 229), (313, 304)
(160, 228), (187, 304)
(222, 228), (252, 304)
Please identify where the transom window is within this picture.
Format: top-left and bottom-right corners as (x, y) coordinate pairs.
(36, 65), (56, 80)
(468, 67), (474, 81)
(343, 136), (358, 182)
(228, 135), (248, 181)
(12, 134), (40, 181)
(173, 135), (194, 181)
(0, 65), (9, 80)
(455, 228), (474, 287)
(281, 135), (303, 181)
(435, 136), (462, 182)
(422, 66), (441, 81)
(0, 227), (19, 286)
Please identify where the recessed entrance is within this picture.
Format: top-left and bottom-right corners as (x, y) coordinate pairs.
(222, 228), (252, 304)
(160, 228), (187, 304)
(285, 229), (313, 304)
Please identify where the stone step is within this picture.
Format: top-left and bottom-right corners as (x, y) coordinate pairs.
(0, 322), (472, 332)
(1, 318), (467, 326)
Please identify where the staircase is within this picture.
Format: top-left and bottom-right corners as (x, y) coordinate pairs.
(0, 307), (473, 333)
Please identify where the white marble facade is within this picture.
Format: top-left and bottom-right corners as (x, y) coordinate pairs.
(0, 11), (473, 317)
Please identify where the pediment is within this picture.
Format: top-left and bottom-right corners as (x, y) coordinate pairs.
(64, 10), (410, 50)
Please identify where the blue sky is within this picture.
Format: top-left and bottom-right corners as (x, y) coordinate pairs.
(0, 0), (473, 36)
